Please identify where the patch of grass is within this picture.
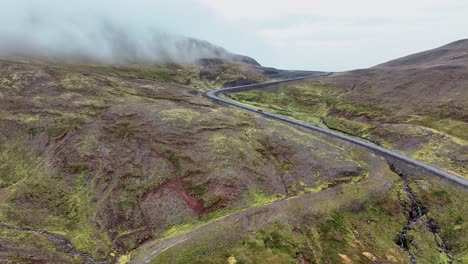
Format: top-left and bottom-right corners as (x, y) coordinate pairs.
(323, 116), (376, 137)
(45, 114), (90, 139)
(0, 141), (43, 188)
(187, 182), (409, 264)
(22, 126), (41, 138)
(0, 110), (41, 124)
(333, 101), (385, 118)
(244, 189), (284, 207)
(186, 181), (207, 198)
(63, 163), (88, 174)
(161, 221), (200, 239)
(164, 149), (181, 173)
(231, 84), (382, 135)
(290, 180), (332, 195)
(0, 141), (112, 259)
(76, 134), (99, 158)
(112, 123), (135, 139)
(412, 135), (467, 176)
(204, 195), (222, 208)
(410, 116), (468, 141)
(161, 108), (201, 125)
(207, 133), (251, 163)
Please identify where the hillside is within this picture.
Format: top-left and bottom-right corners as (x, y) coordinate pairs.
(0, 41), (467, 264)
(0, 58), (367, 263)
(374, 39), (468, 69)
(325, 39), (468, 122)
(232, 40), (468, 178)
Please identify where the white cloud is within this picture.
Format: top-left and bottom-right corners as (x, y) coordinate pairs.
(1, 0), (467, 70)
(196, 0), (467, 21)
(195, 0), (468, 70)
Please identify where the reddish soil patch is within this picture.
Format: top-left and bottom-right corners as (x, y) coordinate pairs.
(166, 181), (229, 216)
(167, 181), (204, 215)
(140, 179), (229, 218)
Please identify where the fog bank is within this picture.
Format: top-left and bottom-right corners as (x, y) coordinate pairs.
(0, 0), (236, 65)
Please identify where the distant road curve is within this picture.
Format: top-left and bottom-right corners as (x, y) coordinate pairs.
(204, 74), (468, 188)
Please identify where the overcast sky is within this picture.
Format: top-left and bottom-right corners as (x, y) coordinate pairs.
(1, 0), (467, 71)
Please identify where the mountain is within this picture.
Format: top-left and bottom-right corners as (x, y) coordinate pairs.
(374, 39), (468, 69)
(321, 40), (468, 123)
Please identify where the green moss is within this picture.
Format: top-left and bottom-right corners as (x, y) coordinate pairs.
(161, 108), (201, 124)
(188, 185), (409, 264)
(0, 228), (56, 253)
(0, 141), (112, 259)
(3, 172), (111, 257)
(243, 189), (284, 207)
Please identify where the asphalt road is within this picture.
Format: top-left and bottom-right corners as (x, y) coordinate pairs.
(204, 74), (468, 188)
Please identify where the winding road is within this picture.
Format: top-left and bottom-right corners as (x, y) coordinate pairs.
(204, 74), (468, 188)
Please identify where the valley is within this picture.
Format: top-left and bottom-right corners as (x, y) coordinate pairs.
(0, 40), (467, 264)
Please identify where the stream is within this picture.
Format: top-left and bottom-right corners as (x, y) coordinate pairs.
(0, 221), (107, 264)
(389, 164), (453, 264)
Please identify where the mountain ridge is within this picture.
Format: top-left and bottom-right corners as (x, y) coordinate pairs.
(373, 38), (468, 69)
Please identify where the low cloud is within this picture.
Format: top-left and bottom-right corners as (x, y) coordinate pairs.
(0, 0), (236, 65)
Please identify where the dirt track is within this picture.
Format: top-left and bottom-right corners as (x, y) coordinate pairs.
(129, 151), (394, 264)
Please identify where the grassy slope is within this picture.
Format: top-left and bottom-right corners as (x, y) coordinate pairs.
(0, 58), (466, 264)
(0, 59), (361, 263)
(191, 175), (468, 263)
(149, 160), (468, 264)
(230, 81), (468, 177)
